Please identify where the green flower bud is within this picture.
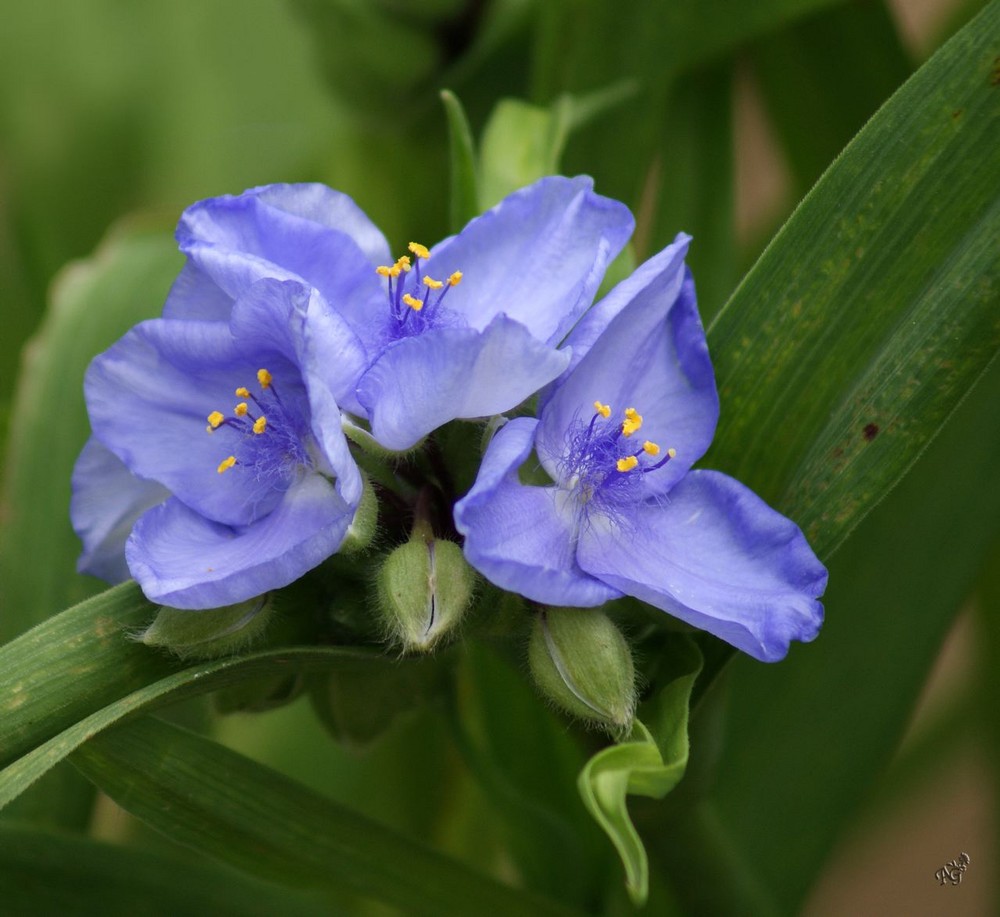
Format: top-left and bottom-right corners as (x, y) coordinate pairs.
(528, 607), (636, 735)
(377, 527), (475, 652)
(309, 655), (445, 749)
(213, 672), (304, 715)
(136, 594), (274, 660)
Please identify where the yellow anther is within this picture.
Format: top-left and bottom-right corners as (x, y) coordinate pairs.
(643, 440), (660, 456)
(234, 402), (248, 417)
(376, 265), (393, 277)
(408, 242), (430, 259)
(423, 276), (444, 290)
(616, 455), (639, 473)
(235, 387), (250, 398)
(394, 256), (412, 273)
(207, 411), (225, 430)
(402, 293), (424, 311)
(253, 416), (267, 435)
(667, 447), (677, 459)
(594, 401), (611, 419)
(621, 407), (643, 437)
(448, 271), (463, 286)
(217, 455), (237, 474)
(257, 368), (272, 389)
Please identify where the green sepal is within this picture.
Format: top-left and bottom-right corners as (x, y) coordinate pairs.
(577, 635), (703, 906)
(528, 606), (636, 735)
(477, 83), (636, 211)
(339, 472), (379, 554)
(137, 594), (275, 661)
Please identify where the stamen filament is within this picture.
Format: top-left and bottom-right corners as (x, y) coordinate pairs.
(643, 447), (677, 473)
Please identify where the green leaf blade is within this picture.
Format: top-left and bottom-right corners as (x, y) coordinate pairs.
(72, 717), (582, 917)
(0, 229), (180, 645)
(704, 2), (1000, 555)
(0, 823), (333, 917)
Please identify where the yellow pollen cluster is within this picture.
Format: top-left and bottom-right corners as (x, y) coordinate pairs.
(594, 401), (611, 419)
(448, 271), (463, 286)
(376, 255), (412, 279)
(667, 447), (677, 459)
(616, 455), (639, 473)
(643, 440), (660, 456)
(207, 369), (277, 470)
(621, 407), (643, 437)
(423, 276), (444, 290)
(408, 241), (430, 259)
(402, 293), (424, 311)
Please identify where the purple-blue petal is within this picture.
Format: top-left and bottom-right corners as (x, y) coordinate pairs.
(85, 318), (303, 527)
(454, 418), (622, 607)
(165, 185), (387, 345)
(424, 176), (634, 344)
(576, 469), (827, 662)
(535, 257), (717, 496)
(126, 473), (353, 608)
(357, 316), (570, 451)
(176, 183), (389, 271)
(229, 279), (368, 415)
(71, 438), (170, 583)
(553, 234), (691, 384)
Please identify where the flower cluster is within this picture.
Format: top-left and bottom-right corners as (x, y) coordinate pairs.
(73, 177), (826, 661)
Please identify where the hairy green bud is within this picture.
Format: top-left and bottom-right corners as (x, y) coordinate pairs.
(136, 594), (274, 660)
(528, 606), (636, 734)
(377, 528), (475, 652)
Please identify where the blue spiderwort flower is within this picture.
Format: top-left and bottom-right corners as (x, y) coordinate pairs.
(72, 278), (366, 608)
(454, 235), (827, 662)
(164, 177), (634, 449)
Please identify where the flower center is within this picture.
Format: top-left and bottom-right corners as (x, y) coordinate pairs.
(560, 400), (676, 513)
(375, 241), (463, 341)
(206, 368), (311, 486)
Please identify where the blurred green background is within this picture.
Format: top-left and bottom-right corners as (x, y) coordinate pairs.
(1, 1), (996, 914)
